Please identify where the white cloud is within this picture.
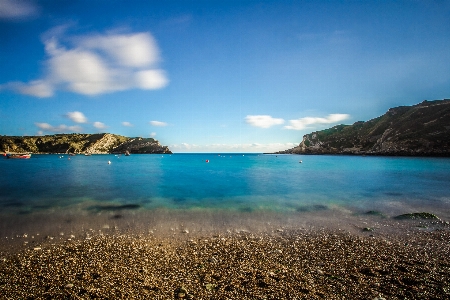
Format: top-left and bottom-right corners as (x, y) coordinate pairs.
(150, 120), (168, 127)
(1, 30), (168, 97)
(49, 48), (117, 95)
(65, 111), (88, 123)
(150, 132), (157, 137)
(170, 142), (297, 153)
(93, 121), (107, 129)
(81, 33), (160, 67)
(0, 0), (38, 20)
(122, 121), (133, 127)
(35, 123), (82, 133)
(284, 114), (350, 130)
(135, 69), (169, 89)
(245, 115), (285, 128)
(2, 80), (53, 98)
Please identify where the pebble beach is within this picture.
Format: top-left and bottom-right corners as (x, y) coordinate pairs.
(1, 213), (449, 299)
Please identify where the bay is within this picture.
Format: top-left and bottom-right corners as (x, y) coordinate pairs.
(1, 154), (449, 240)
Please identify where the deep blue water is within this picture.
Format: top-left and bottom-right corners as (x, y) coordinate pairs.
(1, 154), (449, 217)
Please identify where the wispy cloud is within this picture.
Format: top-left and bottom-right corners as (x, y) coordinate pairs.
(65, 111), (88, 123)
(150, 120), (168, 127)
(122, 121), (133, 127)
(93, 121), (107, 130)
(0, 80), (53, 98)
(35, 123), (82, 134)
(1, 28), (168, 97)
(284, 114), (350, 130)
(0, 0), (39, 20)
(245, 115), (285, 128)
(170, 142), (297, 153)
(150, 132), (157, 137)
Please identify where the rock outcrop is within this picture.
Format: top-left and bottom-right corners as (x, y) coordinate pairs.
(277, 99), (450, 156)
(0, 133), (172, 154)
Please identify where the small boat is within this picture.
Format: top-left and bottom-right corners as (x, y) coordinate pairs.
(84, 153), (92, 156)
(4, 152), (31, 159)
(125, 150), (130, 156)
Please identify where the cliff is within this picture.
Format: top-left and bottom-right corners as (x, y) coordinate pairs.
(0, 133), (172, 154)
(278, 99), (450, 156)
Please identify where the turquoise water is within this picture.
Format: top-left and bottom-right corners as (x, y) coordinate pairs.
(1, 154), (449, 219)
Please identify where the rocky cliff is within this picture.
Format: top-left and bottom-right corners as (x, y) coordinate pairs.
(0, 133), (172, 154)
(277, 99), (450, 156)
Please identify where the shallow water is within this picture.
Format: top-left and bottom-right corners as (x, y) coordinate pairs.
(1, 154), (449, 239)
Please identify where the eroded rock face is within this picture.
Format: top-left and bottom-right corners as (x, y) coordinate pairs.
(0, 133), (172, 154)
(278, 99), (450, 156)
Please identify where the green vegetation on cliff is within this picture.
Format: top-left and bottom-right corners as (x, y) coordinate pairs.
(0, 133), (172, 154)
(278, 99), (450, 156)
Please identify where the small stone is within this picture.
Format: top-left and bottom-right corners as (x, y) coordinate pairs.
(181, 229), (189, 234)
(363, 227), (374, 232)
(208, 257), (218, 263)
(175, 286), (188, 298)
(65, 283), (74, 289)
(33, 247), (42, 251)
(102, 224), (110, 229)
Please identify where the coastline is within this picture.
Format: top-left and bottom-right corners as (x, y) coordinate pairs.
(1, 210), (449, 299)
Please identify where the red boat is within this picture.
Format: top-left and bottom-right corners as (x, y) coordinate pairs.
(4, 152), (32, 159)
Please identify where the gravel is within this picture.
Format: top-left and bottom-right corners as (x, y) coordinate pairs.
(1, 226), (449, 299)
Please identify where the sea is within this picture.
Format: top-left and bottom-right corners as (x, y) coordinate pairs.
(1, 153), (450, 241)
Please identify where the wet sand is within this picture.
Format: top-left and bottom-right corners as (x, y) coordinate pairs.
(1, 209), (450, 299)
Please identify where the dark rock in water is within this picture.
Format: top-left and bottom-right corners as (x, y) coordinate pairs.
(296, 204), (328, 212)
(239, 206), (253, 213)
(87, 204), (141, 212)
(394, 212), (440, 220)
(172, 197), (187, 203)
(362, 227), (374, 232)
(364, 210), (386, 218)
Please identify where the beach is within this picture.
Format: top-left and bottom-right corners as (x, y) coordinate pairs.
(1, 210), (449, 299)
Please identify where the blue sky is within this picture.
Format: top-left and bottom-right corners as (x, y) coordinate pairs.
(1, 0), (449, 153)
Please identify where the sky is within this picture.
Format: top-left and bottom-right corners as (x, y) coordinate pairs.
(1, 0), (449, 153)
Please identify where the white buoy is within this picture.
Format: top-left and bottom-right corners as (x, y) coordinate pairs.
(108, 161), (111, 164)
(299, 160), (302, 163)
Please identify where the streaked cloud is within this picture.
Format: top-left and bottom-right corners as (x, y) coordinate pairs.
(135, 69), (168, 89)
(1, 29), (168, 97)
(284, 114), (350, 130)
(170, 142), (297, 153)
(245, 115), (285, 128)
(0, 80), (53, 98)
(65, 111), (88, 123)
(150, 132), (157, 137)
(0, 0), (39, 20)
(122, 121), (133, 127)
(93, 121), (107, 129)
(80, 33), (160, 67)
(35, 123), (82, 133)
(150, 120), (168, 127)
